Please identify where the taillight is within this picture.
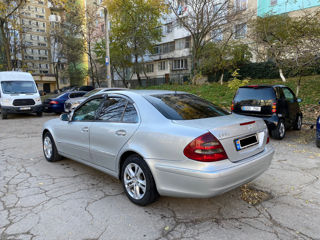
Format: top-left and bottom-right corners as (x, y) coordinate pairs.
(49, 101), (58, 104)
(266, 136), (270, 144)
(272, 102), (277, 113)
(183, 132), (228, 162)
(231, 101), (234, 111)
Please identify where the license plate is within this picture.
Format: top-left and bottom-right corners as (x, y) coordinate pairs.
(235, 135), (258, 151)
(20, 107), (31, 110)
(241, 106), (261, 112)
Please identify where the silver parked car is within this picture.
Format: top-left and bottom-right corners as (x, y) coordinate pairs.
(64, 88), (126, 112)
(42, 90), (274, 205)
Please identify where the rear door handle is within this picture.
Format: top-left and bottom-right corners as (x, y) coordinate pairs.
(116, 130), (126, 136)
(81, 127), (89, 132)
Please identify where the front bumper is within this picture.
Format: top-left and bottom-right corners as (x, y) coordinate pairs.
(147, 145), (274, 198)
(1, 105), (43, 114)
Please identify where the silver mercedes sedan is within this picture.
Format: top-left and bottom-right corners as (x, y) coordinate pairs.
(42, 90), (274, 206)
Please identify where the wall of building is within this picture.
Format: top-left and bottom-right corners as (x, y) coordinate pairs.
(258, 0), (320, 16)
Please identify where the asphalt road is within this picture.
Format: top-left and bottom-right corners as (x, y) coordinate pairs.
(1, 114), (319, 240)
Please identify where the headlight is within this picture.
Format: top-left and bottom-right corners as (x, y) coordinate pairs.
(1, 99), (11, 106)
(35, 97), (41, 103)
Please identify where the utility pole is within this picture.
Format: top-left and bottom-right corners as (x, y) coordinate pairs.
(104, 8), (112, 88)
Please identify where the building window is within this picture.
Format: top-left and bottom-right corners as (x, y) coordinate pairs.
(235, 23), (247, 39)
(271, 0), (277, 6)
(43, 22), (45, 27)
(235, 0), (247, 11)
(146, 64), (154, 73)
(158, 61), (166, 71)
(173, 59), (188, 70)
(166, 22), (173, 33)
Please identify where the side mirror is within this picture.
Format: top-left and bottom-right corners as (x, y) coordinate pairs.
(297, 98), (302, 103)
(60, 113), (72, 122)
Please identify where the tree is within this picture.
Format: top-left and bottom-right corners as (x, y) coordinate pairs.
(0, 0), (27, 70)
(104, 0), (167, 86)
(169, 0), (251, 76)
(200, 42), (251, 84)
(250, 14), (293, 82)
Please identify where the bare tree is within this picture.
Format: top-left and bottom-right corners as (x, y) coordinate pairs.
(169, 0), (252, 76)
(0, 0), (27, 70)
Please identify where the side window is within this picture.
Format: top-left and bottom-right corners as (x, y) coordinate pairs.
(122, 103), (139, 123)
(282, 88), (295, 102)
(97, 98), (127, 122)
(73, 98), (103, 121)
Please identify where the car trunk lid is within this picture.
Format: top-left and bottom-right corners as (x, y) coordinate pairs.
(172, 114), (268, 162)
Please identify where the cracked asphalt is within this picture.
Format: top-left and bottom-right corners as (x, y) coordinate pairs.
(1, 114), (319, 240)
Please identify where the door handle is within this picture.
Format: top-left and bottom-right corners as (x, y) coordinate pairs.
(116, 130), (126, 136)
(81, 127), (89, 132)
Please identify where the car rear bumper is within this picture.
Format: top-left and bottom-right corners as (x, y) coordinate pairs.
(43, 104), (63, 113)
(147, 145), (274, 198)
(1, 105), (42, 114)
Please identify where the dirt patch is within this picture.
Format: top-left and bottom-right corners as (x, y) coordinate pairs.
(240, 184), (272, 205)
(301, 104), (320, 124)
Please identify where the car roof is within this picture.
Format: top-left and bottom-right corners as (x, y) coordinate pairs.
(240, 85), (287, 88)
(105, 89), (186, 96)
(0, 71), (34, 81)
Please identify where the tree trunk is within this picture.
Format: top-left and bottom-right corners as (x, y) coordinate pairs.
(279, 68), (286, 82)
(135, 55), (141, 86)
(54, 63), (60, 90)
(220, 72), (224, 85)
(0, 21), (12, 70)
(296, 75), (302, 97)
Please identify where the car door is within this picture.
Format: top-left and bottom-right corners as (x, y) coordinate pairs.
(282, 87), (298, 126)
(89, 96), (140, 171)
(55, 97), (103, 161)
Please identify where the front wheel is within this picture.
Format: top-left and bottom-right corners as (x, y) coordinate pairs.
(293, 115), (302, 130)
(271, 119), (286, 140)
(317, 139), (320, 148)
(121, 154), (159, 206)
(43, 132), (62, 162)
(1, 110), (7, 120)
(37, 111), (43, 117)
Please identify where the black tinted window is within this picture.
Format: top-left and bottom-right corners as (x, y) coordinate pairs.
(282, 88), (295, 101)
(122, 103), (138, 123)
(97, 98), (127, 121)
(145, 94), (229, 120)
(234, 88), (276, 101)
(73, 98), (103, 121)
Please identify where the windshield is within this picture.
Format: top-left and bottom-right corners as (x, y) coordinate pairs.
(1, 81), (37, 94)
(84, 88), (102, 97)
(234, 88), (276, 101)
(144, 93), (230, 120)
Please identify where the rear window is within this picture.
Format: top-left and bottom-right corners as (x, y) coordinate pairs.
(234, 87), (276, 101)
(144, 94), (229, 120)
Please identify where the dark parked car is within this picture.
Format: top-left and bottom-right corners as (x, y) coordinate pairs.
(79, 86), (95, 92)
(317, 101), (320, 148)
(43, 91), (86, 113)
(232, 85), (302, 139)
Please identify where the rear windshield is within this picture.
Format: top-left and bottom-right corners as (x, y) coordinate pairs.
(234, 87), (276, 101)
(84, 88), (102, 97)
(144, 94), (229, 120)
(1, 81), (37, 94)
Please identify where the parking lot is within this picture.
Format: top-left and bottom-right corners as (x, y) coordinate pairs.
(0, 114), (319, 240)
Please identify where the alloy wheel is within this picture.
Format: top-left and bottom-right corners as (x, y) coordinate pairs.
(123, 163), (146, 200)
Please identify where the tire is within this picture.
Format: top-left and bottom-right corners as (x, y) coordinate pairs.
(271, 119), (286, 140)
(37, 111), (43, 117)
(317, 139), (320, 148)
(43, 132), (62, 162)
(1, 110), (7, 120)
(293, 115), (302, 130)
(121, 154), (159, 206)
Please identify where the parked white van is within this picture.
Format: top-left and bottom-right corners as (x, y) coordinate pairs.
(0, 71), (43, 119)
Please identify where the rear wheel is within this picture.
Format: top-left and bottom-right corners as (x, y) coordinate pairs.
(43, 132), (62, 162)
(271, 119), (286, 140)
(121, 154), (159, 206)
(293, 115), (302, 130)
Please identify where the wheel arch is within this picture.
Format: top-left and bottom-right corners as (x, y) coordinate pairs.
(118, 150), (143, 179)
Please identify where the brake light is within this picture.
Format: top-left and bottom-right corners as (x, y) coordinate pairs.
(272, 102), (277, 113)
(240, 121), (255, 126)
(183, 132), (228, 162)
(231, 101), (234, 111)
(247, 85), (259, 88)
(49, 101), (58, 105)
(266, 136), (270, 144)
